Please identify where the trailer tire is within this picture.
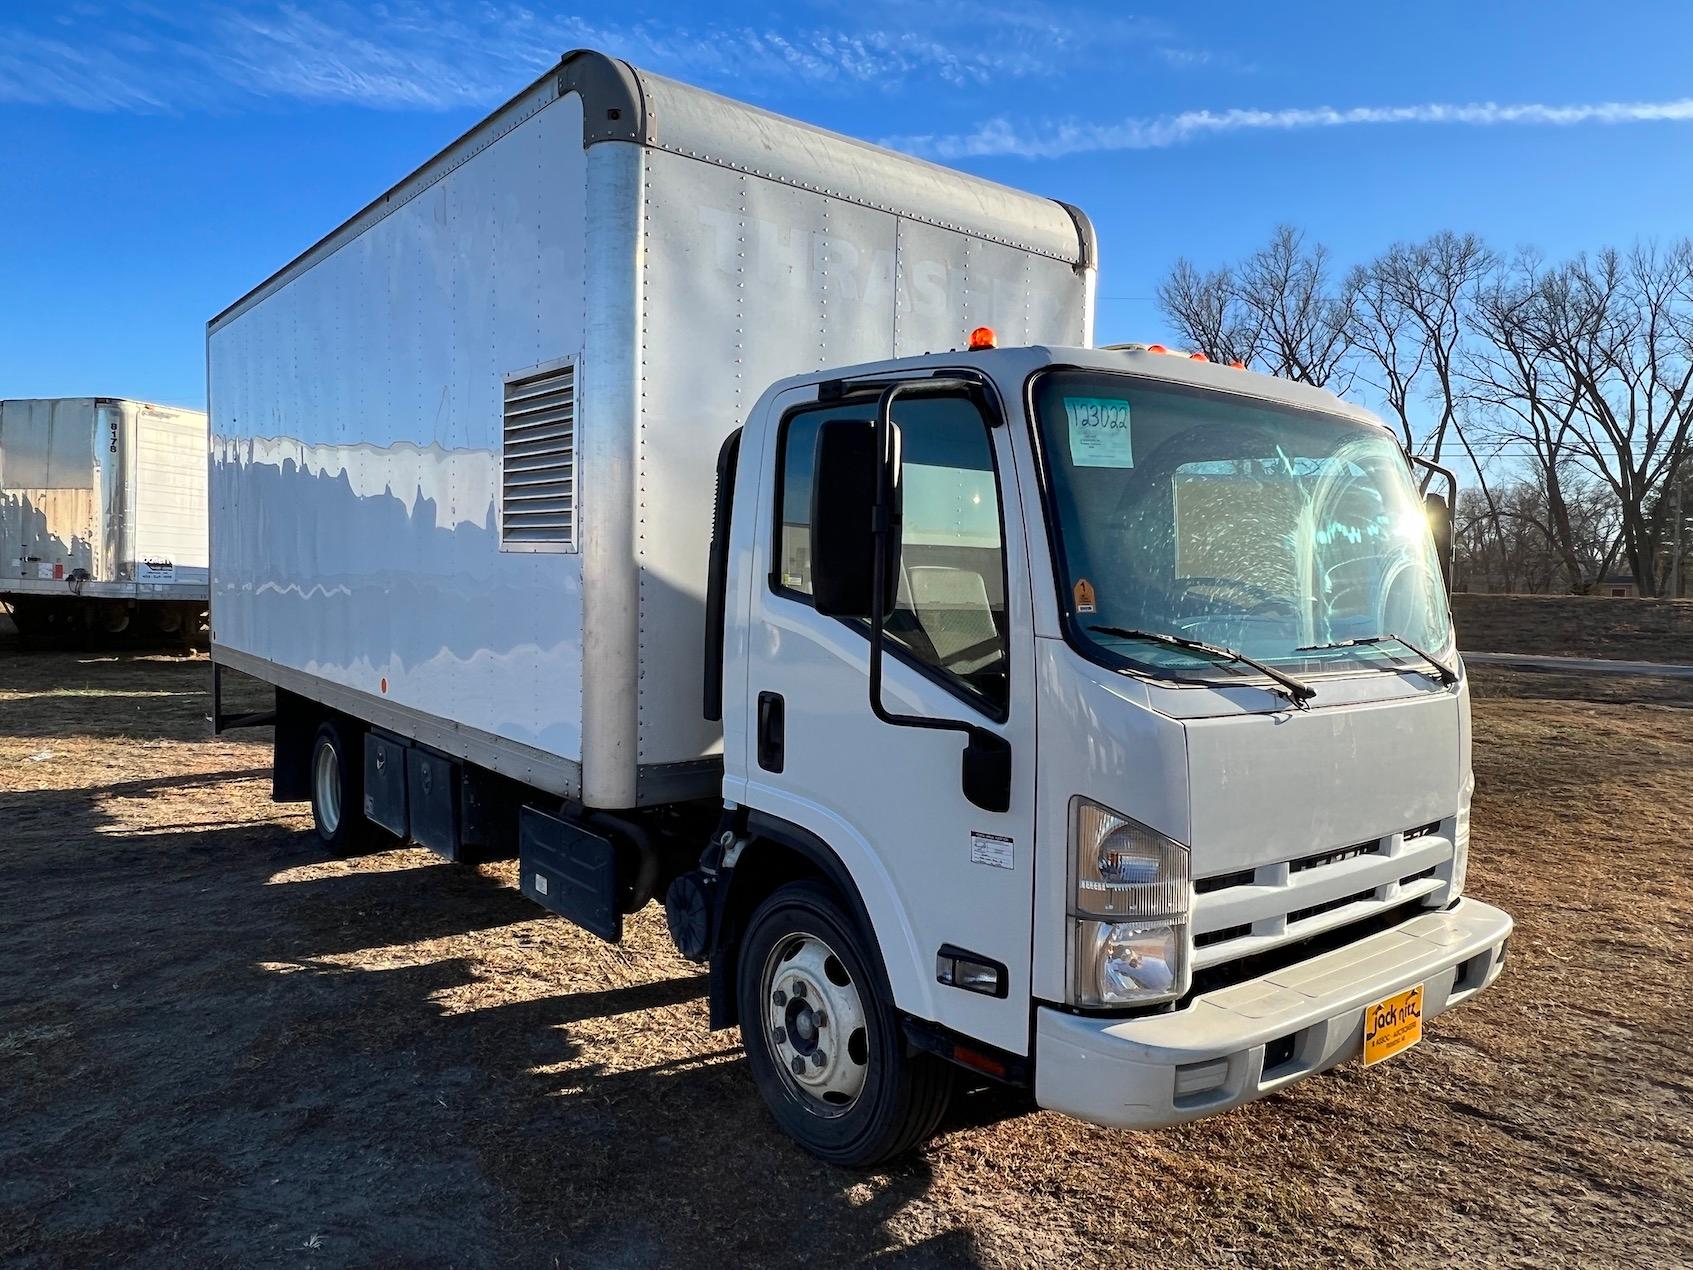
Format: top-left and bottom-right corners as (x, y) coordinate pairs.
(737, 880), (952, 1167)
(309, 721), (376, 854)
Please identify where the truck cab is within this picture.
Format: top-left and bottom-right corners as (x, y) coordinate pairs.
(690, 340), (1512, 1163)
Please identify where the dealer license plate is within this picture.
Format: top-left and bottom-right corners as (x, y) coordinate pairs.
(1362, 984), (1425, 1067)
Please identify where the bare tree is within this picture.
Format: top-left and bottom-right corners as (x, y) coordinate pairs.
(1345, 259), (1426, 450)
(1350, 233), (1500, 574)
(1373, 233), (1493, 467)
(1464, 254), (1597, 591)
(1453, 475), (1622, 594)
(1155, 259), (1261, 366)
(1496, 243), (1693, 595)
(1156, 231), (1693, 597)
(1237, 226), (1354, 387)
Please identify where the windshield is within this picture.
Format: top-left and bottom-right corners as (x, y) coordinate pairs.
(1031, 370), (1453, 681)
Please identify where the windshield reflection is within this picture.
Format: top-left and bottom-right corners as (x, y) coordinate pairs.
(1032, 371), (1452, 679)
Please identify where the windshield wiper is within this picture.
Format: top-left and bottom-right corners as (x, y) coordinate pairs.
(1296, 634), (1459, 686)
(1088, 626), (1317, 708)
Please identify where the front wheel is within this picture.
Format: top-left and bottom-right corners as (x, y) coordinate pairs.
(736, 880), (953, 1167)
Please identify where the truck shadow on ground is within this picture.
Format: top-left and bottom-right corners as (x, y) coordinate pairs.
(0, 769), (999, 1267)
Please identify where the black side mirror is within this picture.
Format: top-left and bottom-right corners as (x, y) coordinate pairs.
(810, 418), (901, 618)
(1424, 490), (1454, 591)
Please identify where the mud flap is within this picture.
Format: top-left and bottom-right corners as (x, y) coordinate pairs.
(518, 807), (623, 942)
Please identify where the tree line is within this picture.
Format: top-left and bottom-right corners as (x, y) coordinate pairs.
(1157, 227), (1693, 597)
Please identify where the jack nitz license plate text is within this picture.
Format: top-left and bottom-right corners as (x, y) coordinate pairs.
(1362, 983), (1424, 1066)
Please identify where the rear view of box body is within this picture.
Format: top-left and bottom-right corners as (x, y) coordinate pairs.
(1, 396), (207, 603)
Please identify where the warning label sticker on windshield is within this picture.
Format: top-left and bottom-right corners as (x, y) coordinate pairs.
(1064, 397), (1133, 468)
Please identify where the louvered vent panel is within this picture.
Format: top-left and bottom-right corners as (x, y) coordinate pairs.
(501, 363), (575, 551)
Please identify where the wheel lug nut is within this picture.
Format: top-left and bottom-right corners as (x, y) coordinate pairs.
(813, 1010), (827, 1029)
(811, 1050), (827, 1069)
(791, 1056), (807, 1076)
(772, 989), (786, 1007)
(792, 982), (807, 999)
(772, 1026), (786, 1044)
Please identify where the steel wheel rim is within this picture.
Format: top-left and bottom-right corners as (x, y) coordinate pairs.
(314, 742), (341, 835)
(761, 930), (870, 1117)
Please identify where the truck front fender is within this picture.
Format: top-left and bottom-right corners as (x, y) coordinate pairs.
(706, 810), (935, 1032)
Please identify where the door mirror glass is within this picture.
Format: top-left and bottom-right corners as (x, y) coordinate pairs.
(1424, 490), (1454, 590)
(809, 418), (901, 619)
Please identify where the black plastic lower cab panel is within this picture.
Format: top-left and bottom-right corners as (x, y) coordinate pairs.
(518, 807), (623, 942)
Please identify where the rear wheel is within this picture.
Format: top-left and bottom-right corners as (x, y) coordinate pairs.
(737, 880), (952, 1167)
(309, 721), (375, 853)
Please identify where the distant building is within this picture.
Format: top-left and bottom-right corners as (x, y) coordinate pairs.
(1598, 573), (1639, 598)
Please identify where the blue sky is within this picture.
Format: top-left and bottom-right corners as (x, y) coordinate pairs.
(4, 1), (1693, 412)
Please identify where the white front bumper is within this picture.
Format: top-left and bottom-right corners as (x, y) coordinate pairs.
(1034, 898), (1513, 1130)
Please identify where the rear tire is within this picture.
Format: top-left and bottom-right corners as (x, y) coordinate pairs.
(309, 721), (376, 854)
(737, 880), (953, 1167)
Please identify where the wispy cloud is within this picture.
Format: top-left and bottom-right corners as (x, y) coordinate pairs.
(0, 1), (1091, 113)
(884, 96), (1693, 160)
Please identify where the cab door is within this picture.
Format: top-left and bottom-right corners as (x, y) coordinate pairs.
(731, 377), (1038, 1055)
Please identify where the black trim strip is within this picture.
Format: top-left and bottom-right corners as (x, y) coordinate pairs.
(702, 428), (741, 723)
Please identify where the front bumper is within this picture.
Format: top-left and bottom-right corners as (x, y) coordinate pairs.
(1034, 898), (1513, 1130)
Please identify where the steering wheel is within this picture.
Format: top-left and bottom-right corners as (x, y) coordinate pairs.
(1178, 576), (1301, 618)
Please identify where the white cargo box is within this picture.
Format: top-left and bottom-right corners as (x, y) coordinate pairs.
(1, 396), (207, 601)
(208, 49), (1095, 809)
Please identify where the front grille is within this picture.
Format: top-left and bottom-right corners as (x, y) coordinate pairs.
(1186, 818), (1456, 995)
(1194, 922), (1252, 948)
(1288, 886), (1376, 925)
(1291, 840), (1381, 873)
(1195, 868), (1254, 894)
(1186, 896), (1431, 1002)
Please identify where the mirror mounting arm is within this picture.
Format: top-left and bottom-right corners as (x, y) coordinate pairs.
(1409, 454), (1458, 593)
(867, 383), (1013, 815)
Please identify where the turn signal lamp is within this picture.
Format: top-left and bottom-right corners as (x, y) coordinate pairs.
(1189, 351), (1209, 362)
(1145, 343), (1169, 354)
(967, 326), (997, 350)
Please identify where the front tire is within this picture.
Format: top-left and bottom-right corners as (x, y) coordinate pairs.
(309, 721), (375, 854)
(737, 880), (953, 1167)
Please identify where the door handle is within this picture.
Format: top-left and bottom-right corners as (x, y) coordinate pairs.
(757, 691), (785, 773)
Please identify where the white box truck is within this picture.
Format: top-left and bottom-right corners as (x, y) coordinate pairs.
(2, 397), (208, 646)
(209, 50), (1511, 1165)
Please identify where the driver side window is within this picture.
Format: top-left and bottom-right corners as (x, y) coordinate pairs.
(773, 393), (1010, 717)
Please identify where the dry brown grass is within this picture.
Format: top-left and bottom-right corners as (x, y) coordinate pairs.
(1, 644), (1688, 1268)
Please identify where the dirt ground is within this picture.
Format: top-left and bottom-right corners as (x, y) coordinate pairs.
(1, 644), (1689, 1269)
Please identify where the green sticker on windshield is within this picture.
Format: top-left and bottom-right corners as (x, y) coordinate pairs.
(1064, 397), (1133, 468)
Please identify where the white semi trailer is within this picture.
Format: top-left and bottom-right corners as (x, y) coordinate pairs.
(209, 50), (1511, 1165)
(1, 396), (208, 646)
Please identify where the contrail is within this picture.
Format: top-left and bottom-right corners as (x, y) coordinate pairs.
(884, 97), (1693, 160)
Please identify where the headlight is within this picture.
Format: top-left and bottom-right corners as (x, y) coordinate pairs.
(1451, 771), (1473, 899)
(1070, 798), (1190, 1006)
